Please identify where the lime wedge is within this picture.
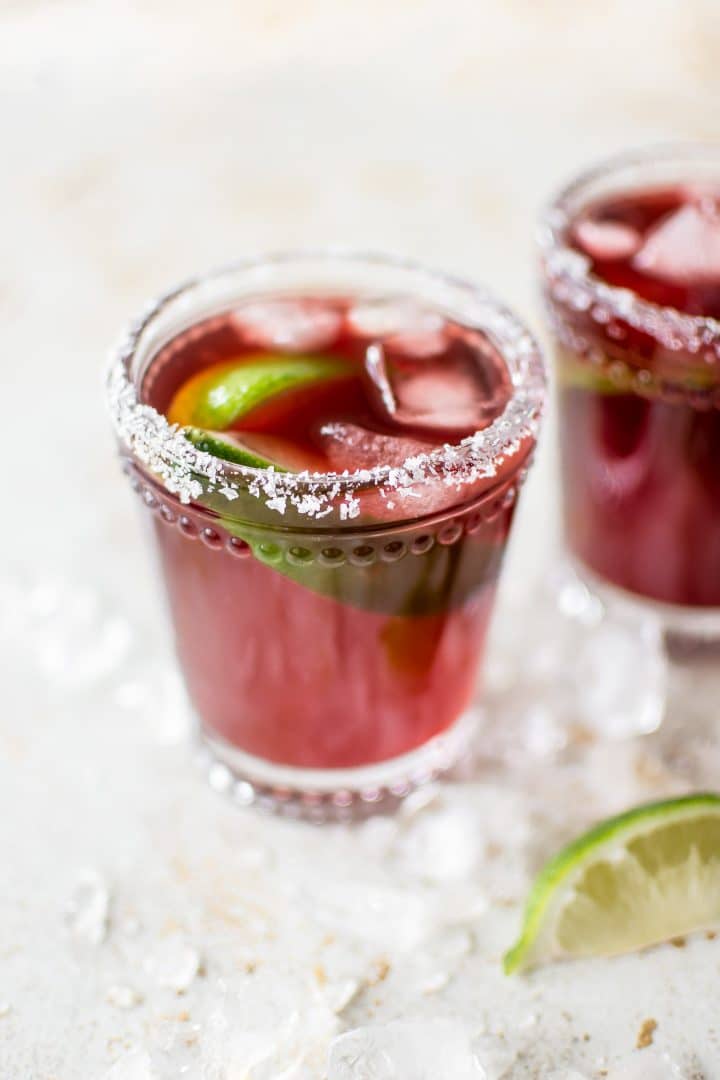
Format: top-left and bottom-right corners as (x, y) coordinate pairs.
(167, 353), (351, 430)
(557, 354), (632, 395)
(504, 793), (720, 974)
(185, 428), (326, 473)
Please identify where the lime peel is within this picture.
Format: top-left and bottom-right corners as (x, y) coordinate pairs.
(504, 792), (720, 974)
(167, 352), (351, 431)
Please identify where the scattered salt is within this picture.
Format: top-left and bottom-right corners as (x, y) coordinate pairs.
(106, 984), (143, 1009)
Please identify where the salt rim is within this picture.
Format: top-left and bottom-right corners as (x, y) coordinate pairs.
(539, 142), (720, 363)
(106, 252), (546, 522)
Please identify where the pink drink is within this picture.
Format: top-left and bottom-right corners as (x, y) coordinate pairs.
(108, 255), (544, 810)
(542, 149), (720, 612)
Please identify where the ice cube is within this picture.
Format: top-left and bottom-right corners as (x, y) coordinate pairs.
(364, 344), (398, 416)
(319, 422), (434, 471)
(234, 300), (342, 352)
(348, 299), (446, 357)
(396, 803), (481, 881)
(349, 298), (444, 339)
(573, 614), (666, 738)
(484, 570), (666, 749)
(328, 1019), (483, 1080)
(366, 338), (510, 436)
(204, 973), (339, 1079)
(24, 581), (132, 689)
(574, 218), (642, 261)
(390, 360), (505, 433)
(634, 202), (720, 284)
(470, 1033), (517, 1079)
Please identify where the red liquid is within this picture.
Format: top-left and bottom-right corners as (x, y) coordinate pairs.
(137, 298), (527, 769)
(552, 186), (720, 608)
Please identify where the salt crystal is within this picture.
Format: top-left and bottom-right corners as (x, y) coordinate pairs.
(65, 869), (110, 946)
(106, 984), (143, 1009)
(146, 937), (200, 992)
(322, 977), (361, 1014)
(418, 969), (450, 993)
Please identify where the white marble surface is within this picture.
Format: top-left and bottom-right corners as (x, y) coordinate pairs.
(2, 2), (720, 1076)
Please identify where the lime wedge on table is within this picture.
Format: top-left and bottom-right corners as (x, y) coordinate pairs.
(167, 353), (350, 432)
(504, 793), (720, 974)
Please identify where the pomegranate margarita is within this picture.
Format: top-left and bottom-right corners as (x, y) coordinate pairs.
(542, 147), (720, 622)
(108, 255), (544, 810)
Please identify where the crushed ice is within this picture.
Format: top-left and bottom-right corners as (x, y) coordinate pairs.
(65, 869), (110, 946)
(605, 1049), (686, 1079)
(328, 1019), (484, 1080)
(146, 936), (201, 992)
(3, 578), (132, 690)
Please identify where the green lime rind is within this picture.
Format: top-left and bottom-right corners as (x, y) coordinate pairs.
(558, 354), (719, 396)
(184, 427), (287, 470)
(177, 434), (503, 614)
(557, 357), (630, 395)
(217, 515), (501, 616)
(176, 352), (351, 430)
(503, 792), (720, 975)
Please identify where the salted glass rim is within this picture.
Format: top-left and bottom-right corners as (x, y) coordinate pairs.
(538, 141), (720, 358)
(106, 250), (546, 522)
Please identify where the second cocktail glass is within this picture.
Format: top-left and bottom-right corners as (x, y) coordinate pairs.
(541, 146), (720, 646)
(108, 253), (545, 814)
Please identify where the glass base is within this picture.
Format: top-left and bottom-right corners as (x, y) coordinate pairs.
(568, 558), (720, 661)
(196, 707), (480, 821)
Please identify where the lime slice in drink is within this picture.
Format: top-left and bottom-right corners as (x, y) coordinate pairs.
(504, 793), (720, 974)
(185, 427), (325, 473)
(167, 353), (351, 431)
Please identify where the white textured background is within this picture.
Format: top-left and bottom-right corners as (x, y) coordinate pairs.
(2, 2), (720, 1077)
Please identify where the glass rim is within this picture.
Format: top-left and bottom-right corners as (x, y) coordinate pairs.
(538, 141), (720, 358)
(106, 249), (545, 523)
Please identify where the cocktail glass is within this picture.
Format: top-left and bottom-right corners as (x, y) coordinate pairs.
(108, 253), (545, 816)
(541, 146), (720, 655)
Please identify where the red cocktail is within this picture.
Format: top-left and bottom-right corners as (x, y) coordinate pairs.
(108, 254), (544, 812)
(542, 147), (720, 625)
